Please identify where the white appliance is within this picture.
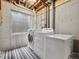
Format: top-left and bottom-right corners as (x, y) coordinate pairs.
(34, 32), (74, 59)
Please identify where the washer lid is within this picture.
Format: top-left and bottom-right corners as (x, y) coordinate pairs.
(47, 34), (74, 40)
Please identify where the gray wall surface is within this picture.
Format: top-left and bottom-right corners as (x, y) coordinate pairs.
(55, 0), (79, 34)
(0, 1), (11, 50)
(0, 1), (33, 50)
(36, 0), (79, 36)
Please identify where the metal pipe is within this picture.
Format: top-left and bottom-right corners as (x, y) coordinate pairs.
(52, 0), (56, 32)
(48, 5), (50, 28)
(45, 5), (48, 28)
(40, 0), (50, 28)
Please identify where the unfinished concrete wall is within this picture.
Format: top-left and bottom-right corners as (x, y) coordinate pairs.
(36, 0), (79, 36)
(55, 0), (79, 35)
(0, 1), (33, 50)
(0, 1), (11, 50)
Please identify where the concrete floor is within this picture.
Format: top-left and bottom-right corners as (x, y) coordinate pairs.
(0, 46), (41, 59)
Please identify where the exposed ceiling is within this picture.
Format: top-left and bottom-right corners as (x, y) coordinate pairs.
(6, 0), (57, 11)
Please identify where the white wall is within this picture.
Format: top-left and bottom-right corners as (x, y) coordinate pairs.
(36, 0), (79, 36)
(0, 1), (33, 50)
(0, 1), (11, 50)
(55, 0), (79, 35)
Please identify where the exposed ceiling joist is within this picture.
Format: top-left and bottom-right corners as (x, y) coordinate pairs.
(5, 0), (57, 11)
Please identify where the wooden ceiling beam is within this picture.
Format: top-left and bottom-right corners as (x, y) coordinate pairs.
(5, 0), (57, 11)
